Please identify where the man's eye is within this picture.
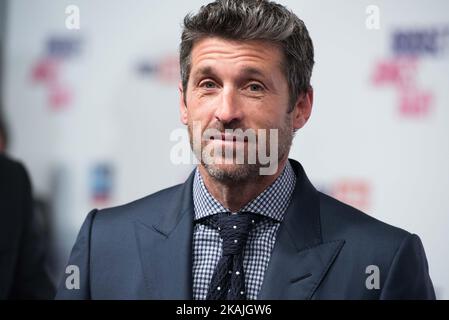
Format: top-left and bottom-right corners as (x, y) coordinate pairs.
(248, 83), (264, 92)
(201, 81), (217, 89)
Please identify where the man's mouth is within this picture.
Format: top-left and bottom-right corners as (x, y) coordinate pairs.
(209, 133), (249, 143)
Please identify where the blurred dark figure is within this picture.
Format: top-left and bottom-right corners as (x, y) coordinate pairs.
(0, 0), (54, 299)
(0, 117), (55, 299)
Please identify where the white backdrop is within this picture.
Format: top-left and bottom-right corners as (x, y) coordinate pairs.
(3, 0), (449, 298)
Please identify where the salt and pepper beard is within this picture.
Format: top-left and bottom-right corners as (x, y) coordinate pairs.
(188, 112), (294, 183)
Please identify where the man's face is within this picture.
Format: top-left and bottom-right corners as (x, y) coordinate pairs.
(180, 37), (310, 182)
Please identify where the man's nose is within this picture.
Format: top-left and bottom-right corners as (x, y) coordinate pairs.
(214, 88), (243, 124)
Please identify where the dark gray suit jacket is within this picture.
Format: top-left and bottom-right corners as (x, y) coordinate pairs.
(56, 159), (435, 299)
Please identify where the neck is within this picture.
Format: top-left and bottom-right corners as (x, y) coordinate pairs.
(198, 157), (289, 212)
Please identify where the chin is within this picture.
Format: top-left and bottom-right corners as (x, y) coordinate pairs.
(203, 160), (260, 183)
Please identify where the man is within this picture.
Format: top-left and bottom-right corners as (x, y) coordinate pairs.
(56, 0), (435, 299)
(0, 153), (55, 299)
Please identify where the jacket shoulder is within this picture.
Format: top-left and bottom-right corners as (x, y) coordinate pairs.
(93, 182), (185, 225)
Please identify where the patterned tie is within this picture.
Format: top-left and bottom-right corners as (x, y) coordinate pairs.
(202, 212), (259, 300)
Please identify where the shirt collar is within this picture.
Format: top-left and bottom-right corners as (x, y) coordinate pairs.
(193, 161), (296, 222)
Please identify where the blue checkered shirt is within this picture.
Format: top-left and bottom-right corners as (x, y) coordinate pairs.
(192, 162), (296, 300)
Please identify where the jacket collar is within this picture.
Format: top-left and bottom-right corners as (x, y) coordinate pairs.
(135, 159), (344, 299)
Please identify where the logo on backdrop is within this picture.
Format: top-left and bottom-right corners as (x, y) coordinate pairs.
(135, 54), (180, 84)
(89, 163), (114, 205)
(371, 26), (449, 118)
(31, 36), (82, 110)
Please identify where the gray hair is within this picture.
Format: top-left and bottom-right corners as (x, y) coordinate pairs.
(180, 0), (314, 111)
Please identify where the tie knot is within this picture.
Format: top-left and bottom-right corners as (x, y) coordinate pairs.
(205, 212), (259, 255)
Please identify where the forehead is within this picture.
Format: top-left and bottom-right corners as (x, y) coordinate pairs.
(189, 37), (284, 75)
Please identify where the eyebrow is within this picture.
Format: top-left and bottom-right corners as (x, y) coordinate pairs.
(191, 66), (269, 82)
(239, 67), (266, 78)
(191, 66), (215, 80)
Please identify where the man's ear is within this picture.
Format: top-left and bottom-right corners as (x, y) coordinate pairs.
(292, 88), (313, 131)
(179, 82), (188, 125)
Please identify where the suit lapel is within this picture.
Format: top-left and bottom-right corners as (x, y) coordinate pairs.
(133, 160), (345, 300)
(258, 160), (345, 299)
(134, 170), (195, 299)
